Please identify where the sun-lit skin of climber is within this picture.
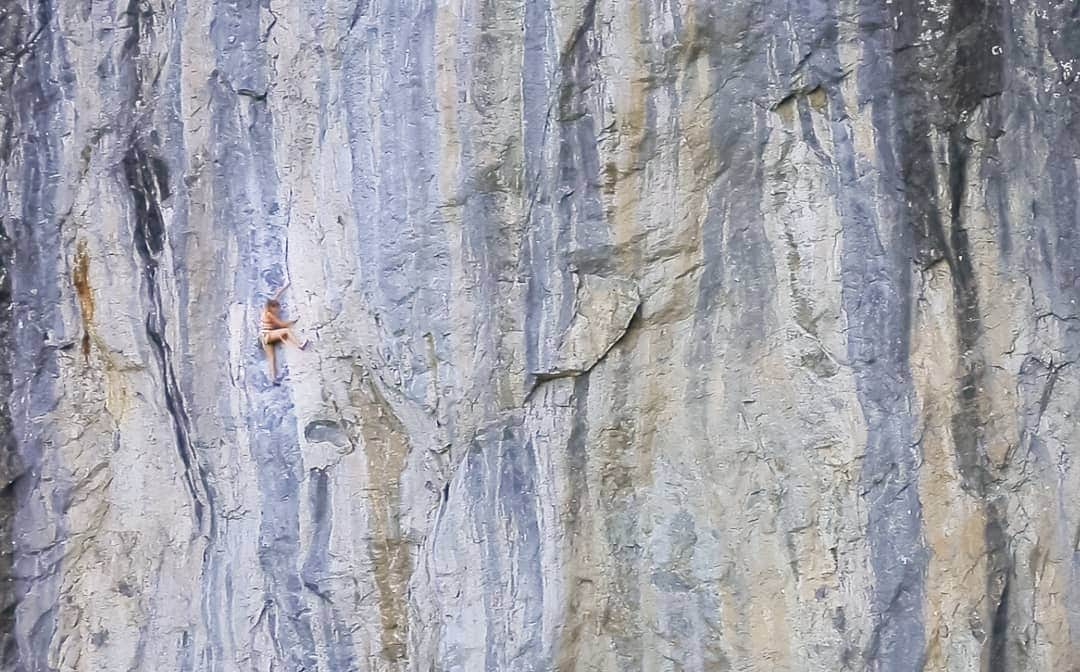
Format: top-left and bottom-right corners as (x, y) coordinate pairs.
(259, 282), (308, 383)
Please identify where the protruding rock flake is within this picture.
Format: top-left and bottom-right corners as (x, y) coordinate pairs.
(533, 272), (640, 379)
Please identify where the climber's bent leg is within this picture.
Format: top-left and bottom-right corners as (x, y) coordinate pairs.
(281, 330), (307, 350)
(263, 339), (277, 382)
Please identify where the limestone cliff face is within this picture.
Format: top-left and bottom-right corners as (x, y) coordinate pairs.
(1, 0), (1079, 670)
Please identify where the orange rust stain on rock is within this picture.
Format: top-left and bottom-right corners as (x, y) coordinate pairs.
(73, 240), (94, 361)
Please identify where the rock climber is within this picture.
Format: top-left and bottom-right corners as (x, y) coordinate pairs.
(260, 281), (308, 383)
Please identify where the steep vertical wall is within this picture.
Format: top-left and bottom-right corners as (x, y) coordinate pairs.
(1, 0), (1080, 670)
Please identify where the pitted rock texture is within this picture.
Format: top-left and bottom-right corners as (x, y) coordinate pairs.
(2, 0), (1080, 670)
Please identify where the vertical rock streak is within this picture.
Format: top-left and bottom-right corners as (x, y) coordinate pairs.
(125, 144), (212, 533)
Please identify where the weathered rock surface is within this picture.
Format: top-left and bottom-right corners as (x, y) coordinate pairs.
(1, 0), (1080, 669)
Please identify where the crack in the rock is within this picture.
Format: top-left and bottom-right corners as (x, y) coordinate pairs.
(524, 300), (640, 403)
(124, 142), (215, 538)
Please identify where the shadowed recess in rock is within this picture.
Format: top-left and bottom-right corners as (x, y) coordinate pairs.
(125, 141), (212, 533)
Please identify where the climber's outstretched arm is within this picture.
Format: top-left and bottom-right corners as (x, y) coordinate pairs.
(271, 281), (290, 301)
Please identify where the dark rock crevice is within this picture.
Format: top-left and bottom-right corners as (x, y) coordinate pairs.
(0, 218), (20, 669)
(124, 141), (215, 538)
(891, 0), (1014, 668)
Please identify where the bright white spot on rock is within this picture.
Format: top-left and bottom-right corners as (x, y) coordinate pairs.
(991, 45), (1003, 55)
